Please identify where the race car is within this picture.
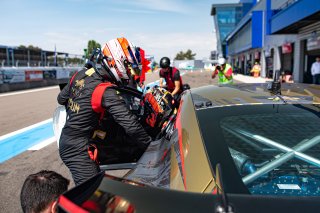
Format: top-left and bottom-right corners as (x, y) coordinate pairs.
(123, 81), (320, 195)
(55, 79), (320, 212)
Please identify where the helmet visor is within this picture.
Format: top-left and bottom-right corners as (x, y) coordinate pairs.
(127, 46), (142, 76)
(128, 64), (141, 77)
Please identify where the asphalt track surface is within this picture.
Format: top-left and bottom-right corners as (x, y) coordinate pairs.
(0, 70), (235, 212)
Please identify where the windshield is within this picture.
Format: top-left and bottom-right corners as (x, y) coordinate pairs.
(197, 104), (320, 196)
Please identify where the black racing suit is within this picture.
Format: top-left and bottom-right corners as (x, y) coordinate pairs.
(57, 67), (152, 185)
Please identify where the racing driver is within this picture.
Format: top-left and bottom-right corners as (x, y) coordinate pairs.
(57, 37), (152, 185)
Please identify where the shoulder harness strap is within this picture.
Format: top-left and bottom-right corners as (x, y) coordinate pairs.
(91, 82), (115, 119)
(69, 71), (78, 85)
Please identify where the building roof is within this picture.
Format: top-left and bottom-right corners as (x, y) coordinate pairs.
(210, 3), (242, 16)
(225, 0), (265, 42)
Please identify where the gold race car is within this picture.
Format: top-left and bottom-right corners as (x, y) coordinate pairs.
(56, 80), (320, 213)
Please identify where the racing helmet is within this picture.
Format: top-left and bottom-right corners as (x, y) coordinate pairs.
(218, 57), (226, 66)
(101, 37), (142, 85)
(160, 57), (170, 69)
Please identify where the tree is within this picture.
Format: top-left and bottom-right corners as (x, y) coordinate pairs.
(87, 40), (101, 58)
(68, 57), (83, 64)
(174, 49), (196, 60)
(175, 51), (185, 60)
(185, 49), (196, 60)
(18, 45), (42, 51)
(27, 45), (42, 51)
(18, 45), (27, 49)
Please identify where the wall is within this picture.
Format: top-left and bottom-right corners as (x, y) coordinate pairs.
(0, 67), (81, 93)
(228, 21), (252, 55)
(172, 60), (205, 69)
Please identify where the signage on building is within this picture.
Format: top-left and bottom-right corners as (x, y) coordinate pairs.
(25, 70), (43, 81)
(3, 69), (25, 83)
(282, 43), (292, 54)
(307, 36), (320, 51)
(43, 69), (57, 80)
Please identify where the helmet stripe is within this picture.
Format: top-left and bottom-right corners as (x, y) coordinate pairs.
(106, 39), (129, 80)
(117, 38), (132, 63)
(102, 44), (116, 68)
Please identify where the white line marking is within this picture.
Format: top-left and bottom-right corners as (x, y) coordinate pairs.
(28, 137), (56, 150)
(0, 86), (59, 97)
(0, 119), (52, 140)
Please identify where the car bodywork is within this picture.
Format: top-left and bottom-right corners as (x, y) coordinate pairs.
(124, 83), (320, 195)
(57, 82), (320, 212)
(58, 172), (320, 213)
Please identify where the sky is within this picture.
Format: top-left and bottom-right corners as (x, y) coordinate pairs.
(0, 0), (236, 61)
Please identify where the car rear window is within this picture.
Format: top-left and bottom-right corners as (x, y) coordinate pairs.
(196, 104), (320, 196)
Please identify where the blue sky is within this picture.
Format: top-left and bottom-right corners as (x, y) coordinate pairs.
(1, 0), (236, 61)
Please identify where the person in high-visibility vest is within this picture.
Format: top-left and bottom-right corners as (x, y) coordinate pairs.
(251, 62), (261, 78)
(211, 57), (233, 84)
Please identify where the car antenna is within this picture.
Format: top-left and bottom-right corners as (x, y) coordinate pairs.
(214, 163), (235, 213)
(267, 70), (281, 95)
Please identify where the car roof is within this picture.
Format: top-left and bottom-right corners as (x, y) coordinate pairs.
(190, 83), (320, 109)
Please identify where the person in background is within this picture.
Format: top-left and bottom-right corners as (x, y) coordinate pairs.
(57, 37), (152, 186)
(211, 57), (233, 84)
(159, 56), (183, 99)
(250, 61), (261, 78)
(281, 70), (293, 83)
(311, 57), (320, 85)
(20, 170), (70, 213)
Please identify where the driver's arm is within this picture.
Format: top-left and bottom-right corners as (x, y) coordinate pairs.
(171, 81), (181, 96)
(102, 87), (152, 149)
(171, 69), (181, 96)
(159, 78), (165, 88)
(57, 85), (70, 106)
(159, 69), (166, 88)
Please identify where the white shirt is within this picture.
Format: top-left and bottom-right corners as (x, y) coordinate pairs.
(311, 61), (320, 75)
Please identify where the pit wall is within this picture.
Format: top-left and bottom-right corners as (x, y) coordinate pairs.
(0, 67), (81, 93)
